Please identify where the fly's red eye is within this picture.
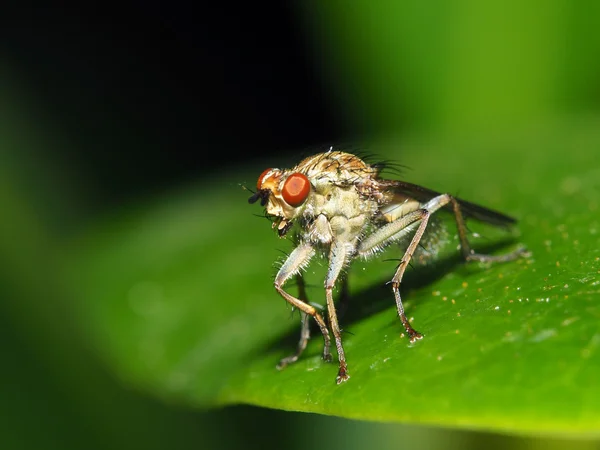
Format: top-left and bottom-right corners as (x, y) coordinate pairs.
(282, 173), (310, 207)
(257, 168), (272, 190)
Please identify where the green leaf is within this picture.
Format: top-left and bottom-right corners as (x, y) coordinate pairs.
(67, 119), (600, 437)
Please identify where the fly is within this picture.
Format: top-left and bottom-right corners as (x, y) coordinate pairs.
(248, 149), (527, 384)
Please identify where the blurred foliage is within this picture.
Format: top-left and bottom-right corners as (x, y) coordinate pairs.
(298, 0), (600, 137)
(3, 1), (600, 449)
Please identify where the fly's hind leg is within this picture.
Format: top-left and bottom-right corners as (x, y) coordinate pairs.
(358, 194), (526, 343)
(358, 195), (453, 342)
(450, 197), (527, 263)
(277, 274), (318, 369)
(274, 242), (332, 370)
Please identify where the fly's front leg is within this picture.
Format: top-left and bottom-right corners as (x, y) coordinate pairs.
(335, 276), (351, 321)
(450, 197), (527, 262)
(358, 194), (452, 342)
(277, 274), (312, 369)
(274, 242), (332, 367)
(325, 239), (352, 384)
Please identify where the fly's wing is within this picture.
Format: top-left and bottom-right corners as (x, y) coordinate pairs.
(378, 180), (517, 228)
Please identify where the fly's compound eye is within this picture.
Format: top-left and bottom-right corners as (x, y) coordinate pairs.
(256, 168), (273, 190)
(282, 172), (310, 207)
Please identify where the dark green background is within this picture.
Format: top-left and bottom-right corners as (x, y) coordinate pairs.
(2, 1), (599, 449)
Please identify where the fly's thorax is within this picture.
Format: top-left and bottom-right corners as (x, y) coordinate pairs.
(307, 182), (378, 220)
(300, 182), (379, 245)
(294, 151), (378, 184)
(303, 210), (370, 247)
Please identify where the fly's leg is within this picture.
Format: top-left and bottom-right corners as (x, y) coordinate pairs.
(274, 242), (332, 366)
(325, 239), (352, 384)
(359, 193), (525, 341)
(450, 197), (527, 262)
(390, 209), (431, 342)
(335, 276), (351, 321)
(358, 195), (453, 341)
(277, 274), (313, 369)
(277, 312), (311, 369)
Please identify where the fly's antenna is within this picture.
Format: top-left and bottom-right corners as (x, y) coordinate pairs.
(244, 182), (271, 206)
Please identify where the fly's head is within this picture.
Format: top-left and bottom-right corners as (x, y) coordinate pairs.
(248, 167), (312, 237)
